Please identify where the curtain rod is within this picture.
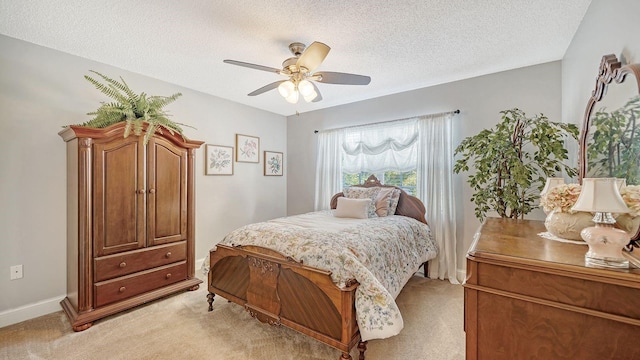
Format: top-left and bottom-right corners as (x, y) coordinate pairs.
(313, 109), (460, 134)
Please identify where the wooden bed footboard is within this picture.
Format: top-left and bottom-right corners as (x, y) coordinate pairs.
(207, 244), (365, 359)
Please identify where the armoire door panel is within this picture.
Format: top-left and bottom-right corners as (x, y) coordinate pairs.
(94, 137), (146, 256)
(147, 138), (187, 246)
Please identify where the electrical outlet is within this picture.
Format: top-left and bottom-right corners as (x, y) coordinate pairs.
(10, 265), (23, 280)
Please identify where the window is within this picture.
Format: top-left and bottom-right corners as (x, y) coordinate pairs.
(342, 170), (417, 195)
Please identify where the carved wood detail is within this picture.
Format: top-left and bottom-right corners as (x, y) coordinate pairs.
(578, 54), (640, 182)
(246, 256), (282, 322)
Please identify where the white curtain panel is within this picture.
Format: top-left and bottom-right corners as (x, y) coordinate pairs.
(342, 119), (418, 173)
(314, 129), (345, 210)
(417, 113), (460, 284)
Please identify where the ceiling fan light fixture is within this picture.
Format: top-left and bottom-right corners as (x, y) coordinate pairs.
(224, 41), (370, 104)
(278, 80), (295, 98)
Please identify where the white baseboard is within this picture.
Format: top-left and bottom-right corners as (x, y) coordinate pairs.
(0, 296), (65, 328)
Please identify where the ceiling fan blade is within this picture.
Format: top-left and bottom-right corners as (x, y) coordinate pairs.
(315, 71), (371, 85)
(223, 59), (282, 74)
(310, 82), (323, 102)
(248, 80), (286, 96)
(296, 42), (330, 72)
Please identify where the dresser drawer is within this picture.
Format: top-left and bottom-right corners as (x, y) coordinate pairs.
(94, 242), (187, 282)
(94, 262), (187, 308)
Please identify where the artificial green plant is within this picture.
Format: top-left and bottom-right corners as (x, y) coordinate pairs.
(587, 95), (640, 184)
(453, 108), (579, 221)
(73, 71), (188, 143)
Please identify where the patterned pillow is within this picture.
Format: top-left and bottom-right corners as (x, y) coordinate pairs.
(342, 187), (381, 218)
(388, 188), (402, 215)
(374, 187), (396, 217)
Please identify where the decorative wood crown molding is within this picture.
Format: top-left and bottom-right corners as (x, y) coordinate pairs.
(578, 54), (640, 182)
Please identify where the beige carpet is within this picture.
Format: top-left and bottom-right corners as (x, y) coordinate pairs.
(0, 275), (465, 359)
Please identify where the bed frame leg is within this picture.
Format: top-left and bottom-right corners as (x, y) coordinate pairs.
(340, 353), (351, 359)
(358, 341), (367, 360)
(423, 261), (429, 277)
(207, 292), (215, 312)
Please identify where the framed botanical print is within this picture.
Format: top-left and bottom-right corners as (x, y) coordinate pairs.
(236, 134), (260, 163)
(264, 151), (283, 176)
(205, 144), (234, 175)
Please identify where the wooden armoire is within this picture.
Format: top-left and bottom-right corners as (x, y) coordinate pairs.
(59, 122), (203, 331)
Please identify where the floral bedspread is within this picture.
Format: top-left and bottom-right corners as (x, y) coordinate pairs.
(204, 210), (437, 341)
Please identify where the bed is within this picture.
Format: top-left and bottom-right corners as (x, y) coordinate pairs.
(205, 176), (437, 359)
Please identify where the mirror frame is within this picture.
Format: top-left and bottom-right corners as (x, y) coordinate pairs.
(578, 54), (640, 183)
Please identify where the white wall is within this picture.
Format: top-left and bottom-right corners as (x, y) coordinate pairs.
(0, 35), (287, 326)
(563, 0), (640, 132)
(287, 61), (563, 279)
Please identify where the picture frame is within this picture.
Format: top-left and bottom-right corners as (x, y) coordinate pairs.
(205, 144), (234, 175)
(236, 134), (260, 163)
(264, 151), (284, 176)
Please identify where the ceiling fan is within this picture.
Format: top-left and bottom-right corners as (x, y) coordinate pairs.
(223, 41), (371, 104)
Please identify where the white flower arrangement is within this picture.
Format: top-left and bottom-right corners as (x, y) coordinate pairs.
(540, 183), (582, 214)
(619, 185), (640, 217)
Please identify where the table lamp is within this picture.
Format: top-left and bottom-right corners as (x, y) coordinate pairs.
(571, 178), (631, 269)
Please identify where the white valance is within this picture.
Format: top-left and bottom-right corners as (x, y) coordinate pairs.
(342, 119), (418, 173)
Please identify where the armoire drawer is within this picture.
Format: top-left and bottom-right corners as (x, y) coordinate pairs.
(94, 242), (187, 282)
(94, 262), (187, 308)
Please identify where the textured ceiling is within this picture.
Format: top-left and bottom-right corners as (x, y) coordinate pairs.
(0, 0), (592, 116)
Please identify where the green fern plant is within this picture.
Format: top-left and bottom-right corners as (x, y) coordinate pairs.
(73, 71), (189, 143)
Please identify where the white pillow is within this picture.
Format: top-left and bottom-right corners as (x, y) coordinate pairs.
(334, 197), (372, 219)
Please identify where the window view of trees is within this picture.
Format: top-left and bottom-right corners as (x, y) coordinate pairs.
(343, 170), (417, 195)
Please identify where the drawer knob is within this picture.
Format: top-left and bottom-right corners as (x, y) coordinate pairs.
(137, 189), (145, 194)
(119, 286), (126, 293)
(165, 252), (172, 258)
(119, 262), (126, 268)
(165, 273), (172, 279)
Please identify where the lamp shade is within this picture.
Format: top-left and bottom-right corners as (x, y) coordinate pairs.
(541, 177), (565, 196)
(571, 178), (630, 213)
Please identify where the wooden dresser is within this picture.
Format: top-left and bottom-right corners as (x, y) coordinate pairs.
(59, 123), (203, 331)
(464, 218), (640, 359)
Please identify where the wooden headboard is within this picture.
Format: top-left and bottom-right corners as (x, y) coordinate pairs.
(330, 175), (427, 224)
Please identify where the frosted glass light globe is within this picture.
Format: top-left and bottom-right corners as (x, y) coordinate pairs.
(285, 91), (299, 104)
(278, 80), (295, 97)
(298, 80), (314, 97)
